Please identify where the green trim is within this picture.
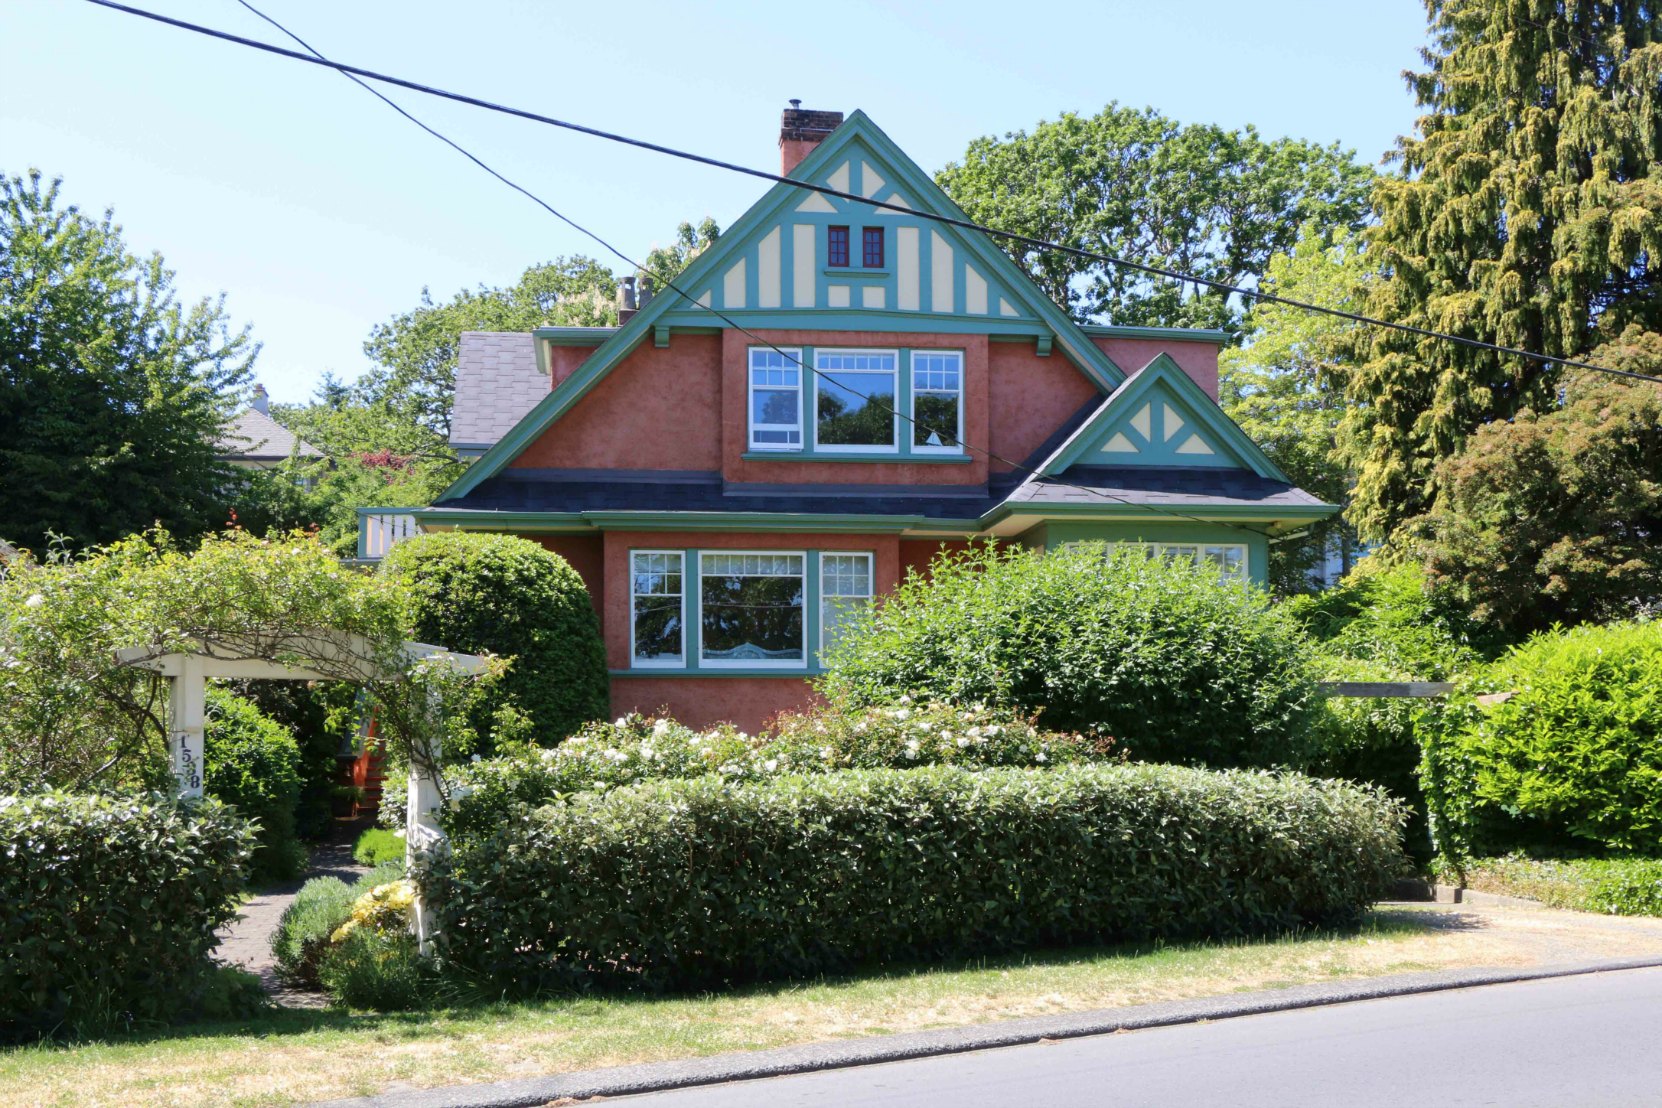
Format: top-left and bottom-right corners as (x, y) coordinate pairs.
(821, 267), (891, 279)
(659, 308), (1049, 336)
(740, 451), (972, 464)
(1038, 353), (1293, 484)
(533, 326), (616, 345)
(412, 506), (986, 534)
(1035, 519), (1271, 586)
(990, 502), (1337, 522)
(1081, 324), (1230, 345)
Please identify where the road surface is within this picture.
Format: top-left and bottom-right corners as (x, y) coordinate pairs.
(619, 967), (1662, 1107)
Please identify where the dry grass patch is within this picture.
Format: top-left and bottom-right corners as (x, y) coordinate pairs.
(6, 905), (1661, 1108)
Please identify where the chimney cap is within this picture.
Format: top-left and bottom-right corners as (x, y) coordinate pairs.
(789, 98), (801, 109)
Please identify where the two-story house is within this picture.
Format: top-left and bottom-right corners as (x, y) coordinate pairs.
(364, 106), (1336, 730)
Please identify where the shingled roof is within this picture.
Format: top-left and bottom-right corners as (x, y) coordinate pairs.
(216, 407), (322, 462)
(451, 332), (548, 455)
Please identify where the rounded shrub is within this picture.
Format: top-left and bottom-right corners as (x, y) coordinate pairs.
(1421, 620), (1662, 858)
(381, 532), (607, 746)
(1, 793), (253, 1041)
(205, 687), (306, 882)
(430, 764), (1404, 993)
(271, 861), (405, 989)
(820, 543), (1319, 768)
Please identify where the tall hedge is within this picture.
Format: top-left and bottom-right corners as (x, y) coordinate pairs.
(204, 687), (306, 882)
(0, 793), (253, 1041)
(1421, 620), (1662, 859)
(821, 544), (1319, 768)
(430, 764), (1404, 993)
(381, 532), (607, 746)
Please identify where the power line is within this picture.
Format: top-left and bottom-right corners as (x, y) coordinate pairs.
(81, 0), (1662, 388)
(221, 0), (1263, 538)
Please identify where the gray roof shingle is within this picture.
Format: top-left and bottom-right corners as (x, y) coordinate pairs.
(1004, 465), (1325, 509)
(216, 408), (322, 461)
(451, 332), (548, 451)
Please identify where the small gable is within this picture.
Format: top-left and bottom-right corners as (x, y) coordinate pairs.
(1041, 354), (1289, 481)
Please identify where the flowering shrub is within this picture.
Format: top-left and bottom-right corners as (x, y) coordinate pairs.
(443, 700), (1108, 844)
(331, 879), (417, 943)
(430, 763), (1405, 993)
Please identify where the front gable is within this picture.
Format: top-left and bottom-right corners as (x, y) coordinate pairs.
(1039, 354), (1291, 482)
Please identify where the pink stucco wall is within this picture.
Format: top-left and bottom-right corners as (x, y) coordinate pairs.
(611, 676), (821, 732)
(1092, 337), (1220, 399)
(510, 335), (722, 470)
(547, 343), (598, 388)
(986, 342), (1101, 473)
(533, 534), (604, 617)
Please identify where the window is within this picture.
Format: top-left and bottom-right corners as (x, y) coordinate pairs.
(911, 351), (963, 452)
(748, 348), (802, 449)
(827, 225), (850, 267)
(631, 551), (684, 665)
(820, 553), (874, 658)
(815, 350), (897, 450)
(1067, 541), (1249, 584)
(862, 226), (885, 268)
(700, 552), (805, 666)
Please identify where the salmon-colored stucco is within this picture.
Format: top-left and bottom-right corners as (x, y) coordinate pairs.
(532, 534), (605, 617)
(1093, 337), (1220, 400)
(510, 335), (722, 470)
(986, 342), (1102, 472)
(899, 538), (974, 581)
(611, 676), (821, 732)
(547, 342), (599, 388)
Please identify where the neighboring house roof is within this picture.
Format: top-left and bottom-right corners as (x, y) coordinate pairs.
(217, 407), (322, 462)
(451, 332), (548, 456)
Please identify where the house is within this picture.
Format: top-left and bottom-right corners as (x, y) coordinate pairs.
(362, 106), (1337, 730)
(217, 384), (323, 480)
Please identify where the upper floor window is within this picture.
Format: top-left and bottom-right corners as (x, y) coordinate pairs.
(827, 225), (850, 268)
(749, 348), (803, 450)
(911, 351), (963, 452)
(815, 350), (897, 451)
(862, 226), (885, 268)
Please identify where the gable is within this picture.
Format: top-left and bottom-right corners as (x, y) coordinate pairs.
(1039, 354), (1290, 482)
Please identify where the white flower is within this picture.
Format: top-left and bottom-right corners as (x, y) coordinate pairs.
(967, 726), (982, 739)
(469, 753), (481, 763)
(820, 747), (834, 760)
(1035, 752), (1047, 763)
(614, 716), (628, 728)
(903, 741), (919, 760)
(940, 729), (953, 740)
(894, 708), (910, 721)
(763, 759), (778, 772)
(956, 736), (971, 748)
(652, 718), (671, 736)
(23, 594), (44, 609)
(640, 745), (656, 760)
(897, 694), (913, 706)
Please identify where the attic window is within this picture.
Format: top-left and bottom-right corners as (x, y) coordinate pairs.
(827, 226), (850, 267)
(862, 227), (885, 268)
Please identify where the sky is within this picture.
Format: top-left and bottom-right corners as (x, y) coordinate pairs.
(2, 0), (1430, 405)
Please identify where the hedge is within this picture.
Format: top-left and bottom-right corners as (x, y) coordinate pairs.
(819, 544), (1319, 769)
(1421, 620), (1662, 859)
(204, 688), (306, 882)
(443, 701), (1108, 845)
(430, 764), (1404, 993)
(0, 793), (254, 1041)
(1451, 855), (1662, 918)
(381, 532), (607, 747)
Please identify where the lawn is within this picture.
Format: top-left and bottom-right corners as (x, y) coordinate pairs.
(2, 905), (1629, 1108)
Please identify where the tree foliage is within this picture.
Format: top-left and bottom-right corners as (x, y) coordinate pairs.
(1341, 1), (1662, 539)
(1416, 327), (1662, 633)
(935, 104), (1373, 329)
(0, 171), (256, 552)
(1221, 224), (1372, 591)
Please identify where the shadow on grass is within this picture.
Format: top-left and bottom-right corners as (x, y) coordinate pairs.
(6, 905), (1480, 1055)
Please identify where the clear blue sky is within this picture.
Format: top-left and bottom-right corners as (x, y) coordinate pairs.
(2, 0), (1430, 405)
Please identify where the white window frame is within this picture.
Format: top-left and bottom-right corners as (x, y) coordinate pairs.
(812, 348), (900, 454)
(698, 550), (808, 670)
(748, 347), (804, 451)
(629, 549), (686, 668)
(818, 551), (875, 660)
(909, 350), (965, 455)
(1064, 540), (1249, 584)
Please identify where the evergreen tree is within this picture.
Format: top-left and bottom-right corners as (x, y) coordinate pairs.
(1342, 0), (1662, 540)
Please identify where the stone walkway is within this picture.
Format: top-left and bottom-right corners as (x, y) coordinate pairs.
(216, 833), (372, 1008)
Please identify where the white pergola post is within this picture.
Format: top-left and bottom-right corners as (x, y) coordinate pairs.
(168, 654), (207, 799)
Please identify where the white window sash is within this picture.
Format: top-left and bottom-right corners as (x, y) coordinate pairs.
(748, 348), (803, 451)
(1064, 540), (1249, 584)
(818, 552), (875, 660)
(910, 350), (965, 454)
(698, 550), (808, 669)
(812, 348), (900, 453)
(630, 549), (686, 667)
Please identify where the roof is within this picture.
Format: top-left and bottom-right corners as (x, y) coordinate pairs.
(217, 408), (322, 461)
(451, 332), (548, 453)
(1001, 466), (1326, 511)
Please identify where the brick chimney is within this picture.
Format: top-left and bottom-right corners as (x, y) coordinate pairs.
(780, 100), (843, 177)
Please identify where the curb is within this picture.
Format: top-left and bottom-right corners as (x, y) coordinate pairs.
(310, 955), (1662, 1108)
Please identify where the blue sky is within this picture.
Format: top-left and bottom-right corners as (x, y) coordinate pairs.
(2, 0), (1429, 405)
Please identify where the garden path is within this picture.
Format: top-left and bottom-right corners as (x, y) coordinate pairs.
(215, 831), (371, 1009)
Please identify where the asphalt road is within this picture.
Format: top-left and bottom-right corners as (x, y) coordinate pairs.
(618, 967), (1662, 1107)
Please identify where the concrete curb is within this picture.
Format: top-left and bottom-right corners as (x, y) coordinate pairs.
(311, 955), (1662, 1108)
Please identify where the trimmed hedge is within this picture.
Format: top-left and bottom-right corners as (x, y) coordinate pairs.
(1421, 620), (1662, 858)
(381, 532), (607, 747)
(430, 764), (1404, 993)
(0, 793), (254, 1041)
(205, 688), (306, 882)
(1451, 855), (1662, 918)
(444, 702), (1108, 845)
(820, 544), (1319, 769)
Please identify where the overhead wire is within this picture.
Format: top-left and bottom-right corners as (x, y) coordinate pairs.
(221, 0), (1265, 538)
(79, 0), (1662, 388)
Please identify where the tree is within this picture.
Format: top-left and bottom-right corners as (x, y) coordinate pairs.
(1221, 224), (1372, 591)
(0, 171), (256, 552)
(642, 218), (722, 300)
(1415, 327), (1662, 634)
(935, 104), (1374, 330)
(1341, 1), (1662, 540)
